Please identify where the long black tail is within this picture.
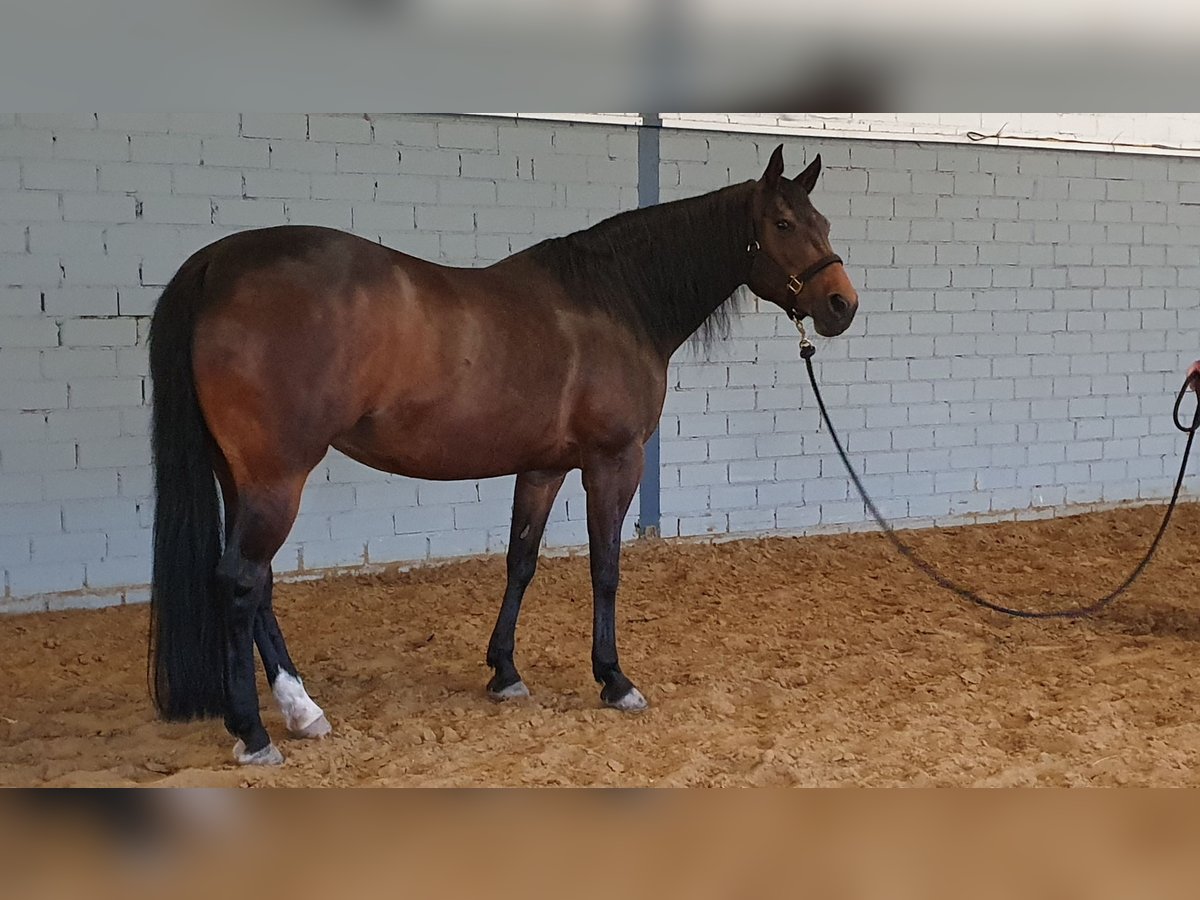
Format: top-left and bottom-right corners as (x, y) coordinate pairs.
(147, 252), (227, 720)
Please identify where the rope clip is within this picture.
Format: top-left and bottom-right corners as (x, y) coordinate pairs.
(788, 309), (816, 360)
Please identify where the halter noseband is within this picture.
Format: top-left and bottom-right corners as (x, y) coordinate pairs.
(746, 238), (843, 301)
(784, 253), (844, 297)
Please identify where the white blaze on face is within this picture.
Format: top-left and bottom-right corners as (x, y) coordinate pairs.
(272, 672), (325, 734)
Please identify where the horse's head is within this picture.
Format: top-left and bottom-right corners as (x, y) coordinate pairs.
(748, 145), (858, 337)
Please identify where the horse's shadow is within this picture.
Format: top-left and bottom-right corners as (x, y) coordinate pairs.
(1078, 601), (1200, 643)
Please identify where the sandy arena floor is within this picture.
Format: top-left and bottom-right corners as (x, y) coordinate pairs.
(3, 504), (1200, 787)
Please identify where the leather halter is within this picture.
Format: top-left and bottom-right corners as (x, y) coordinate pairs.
(746, 238), (843, 299)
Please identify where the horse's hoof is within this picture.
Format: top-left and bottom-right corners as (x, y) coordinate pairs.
(233, 740), (285, 766)
(488, 680), (530, 701)
(604, 686), (648, 712)
(290, 713), (332, 740)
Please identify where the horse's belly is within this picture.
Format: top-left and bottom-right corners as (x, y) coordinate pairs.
(331, 401), (577, 480)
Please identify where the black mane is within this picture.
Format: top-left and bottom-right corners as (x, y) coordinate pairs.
(522, 181), (754, 355)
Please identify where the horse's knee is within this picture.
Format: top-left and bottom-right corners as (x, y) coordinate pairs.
(216, 551), (268, 615)
(506, 553), (538, 590)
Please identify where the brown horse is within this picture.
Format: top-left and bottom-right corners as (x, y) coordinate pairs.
(148, 145), (859, 764)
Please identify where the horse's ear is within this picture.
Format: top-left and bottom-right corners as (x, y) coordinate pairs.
(794, 153), (822, 194)
(761, 144), (785, 190)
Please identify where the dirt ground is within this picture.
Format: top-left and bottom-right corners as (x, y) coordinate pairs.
(3, 503), (1200, 787)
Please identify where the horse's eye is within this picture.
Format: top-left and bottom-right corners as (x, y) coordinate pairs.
(775, 220), (791, 231)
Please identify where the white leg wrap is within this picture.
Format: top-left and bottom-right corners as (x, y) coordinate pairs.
(272, 672), (327, 735)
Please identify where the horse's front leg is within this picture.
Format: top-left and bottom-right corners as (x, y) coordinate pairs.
(486, 469), (567, 700)
(582, 443), (647, 711)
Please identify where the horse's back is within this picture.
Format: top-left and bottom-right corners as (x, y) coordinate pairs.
(198, 224), (420, 294)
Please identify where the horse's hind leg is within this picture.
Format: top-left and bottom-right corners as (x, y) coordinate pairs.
(217, 478), (307, 765)
(486, 470), (566, 699)
(583, 444), (647, 712)
(254, 582), (331, 739)
(216, 537), (278, 765)
(216, 461), (329, 747)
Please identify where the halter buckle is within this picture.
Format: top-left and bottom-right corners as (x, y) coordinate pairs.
(746, 239), (760, 254)
(786, 275), (804, 295)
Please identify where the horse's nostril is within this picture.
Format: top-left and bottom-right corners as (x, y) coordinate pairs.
(829, 293), (850, 316)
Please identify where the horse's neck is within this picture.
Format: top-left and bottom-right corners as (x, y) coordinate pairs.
(508, 180), (754, 359)
(638, 183), (753, 357)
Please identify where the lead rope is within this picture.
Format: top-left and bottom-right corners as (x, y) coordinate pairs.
(793, 322), (1200, 620)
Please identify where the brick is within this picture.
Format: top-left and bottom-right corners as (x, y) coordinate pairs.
(0, 129), (55, 159)
(130, 134), (201, 164)
(427, 528), (489, 557)
(62, 194), (137, 222)
(0, 532), (31, 565)
(0, 222), (23, 253)
(95, 113), (169, 133)
(77, 436), (149, 468)
(60, 255), (141, 286)
(68, 378), (142, 407)
(336, 144), (400, 174)
(166, 114), (241, 134)
(242, 114), (309, 140)
(47, 410), (123, 446)
(42, 289), (118, 317)
(0, 347), (40, 380)
(19, 114), (96, 130)
(285, 200), (352, 230)
(393, 505), (455, 534)
(31, 531), (107, 563)
(373, 119), (439, 147)
(54, 130), (130, 162)
(2, 380), (67, 411)
(0, 318), (60, 348)
(396, 149), (463, 178)
(41, 347), (118, 379)
(375, 175), (438, 205)
(201, 137), (271, 168)
(270, 140), (337, 172)
(214, 198), (286, 227)
(98, 162), (172, 194)
(141, 196), (212, 224)
(61, 497), (139, 533)
(1, 439), (74, 473)
(85, 556), (150, 589)
(438, 179), (497, 206)
(117, 288), (161, 317)
(366, 534), (428, 563)
(353, 204), (416, 234)
(8, 563), (87, 596)
(460, 153), (515, 180)
(172, 166), (244, 196)
(415, 206), (473, 233)
(475, 208), (533, 233)
(22, 160), (98, 191)
(311, 174), (376, 202)
(309, 115), (373, 144)
(329, 509), (396, 541)
(0, 411), (46, 442)
(60, 319), (138, 348)
(413, 482), (476, 507)
(677, 513), (726, 537)
(438, 122), (498, 151)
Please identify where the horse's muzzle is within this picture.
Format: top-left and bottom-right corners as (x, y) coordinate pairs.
(811, 290), (858, 337)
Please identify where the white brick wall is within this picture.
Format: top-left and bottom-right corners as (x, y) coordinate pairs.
(657, 130), (1200, 539)
(2, 113), (1199, 612)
